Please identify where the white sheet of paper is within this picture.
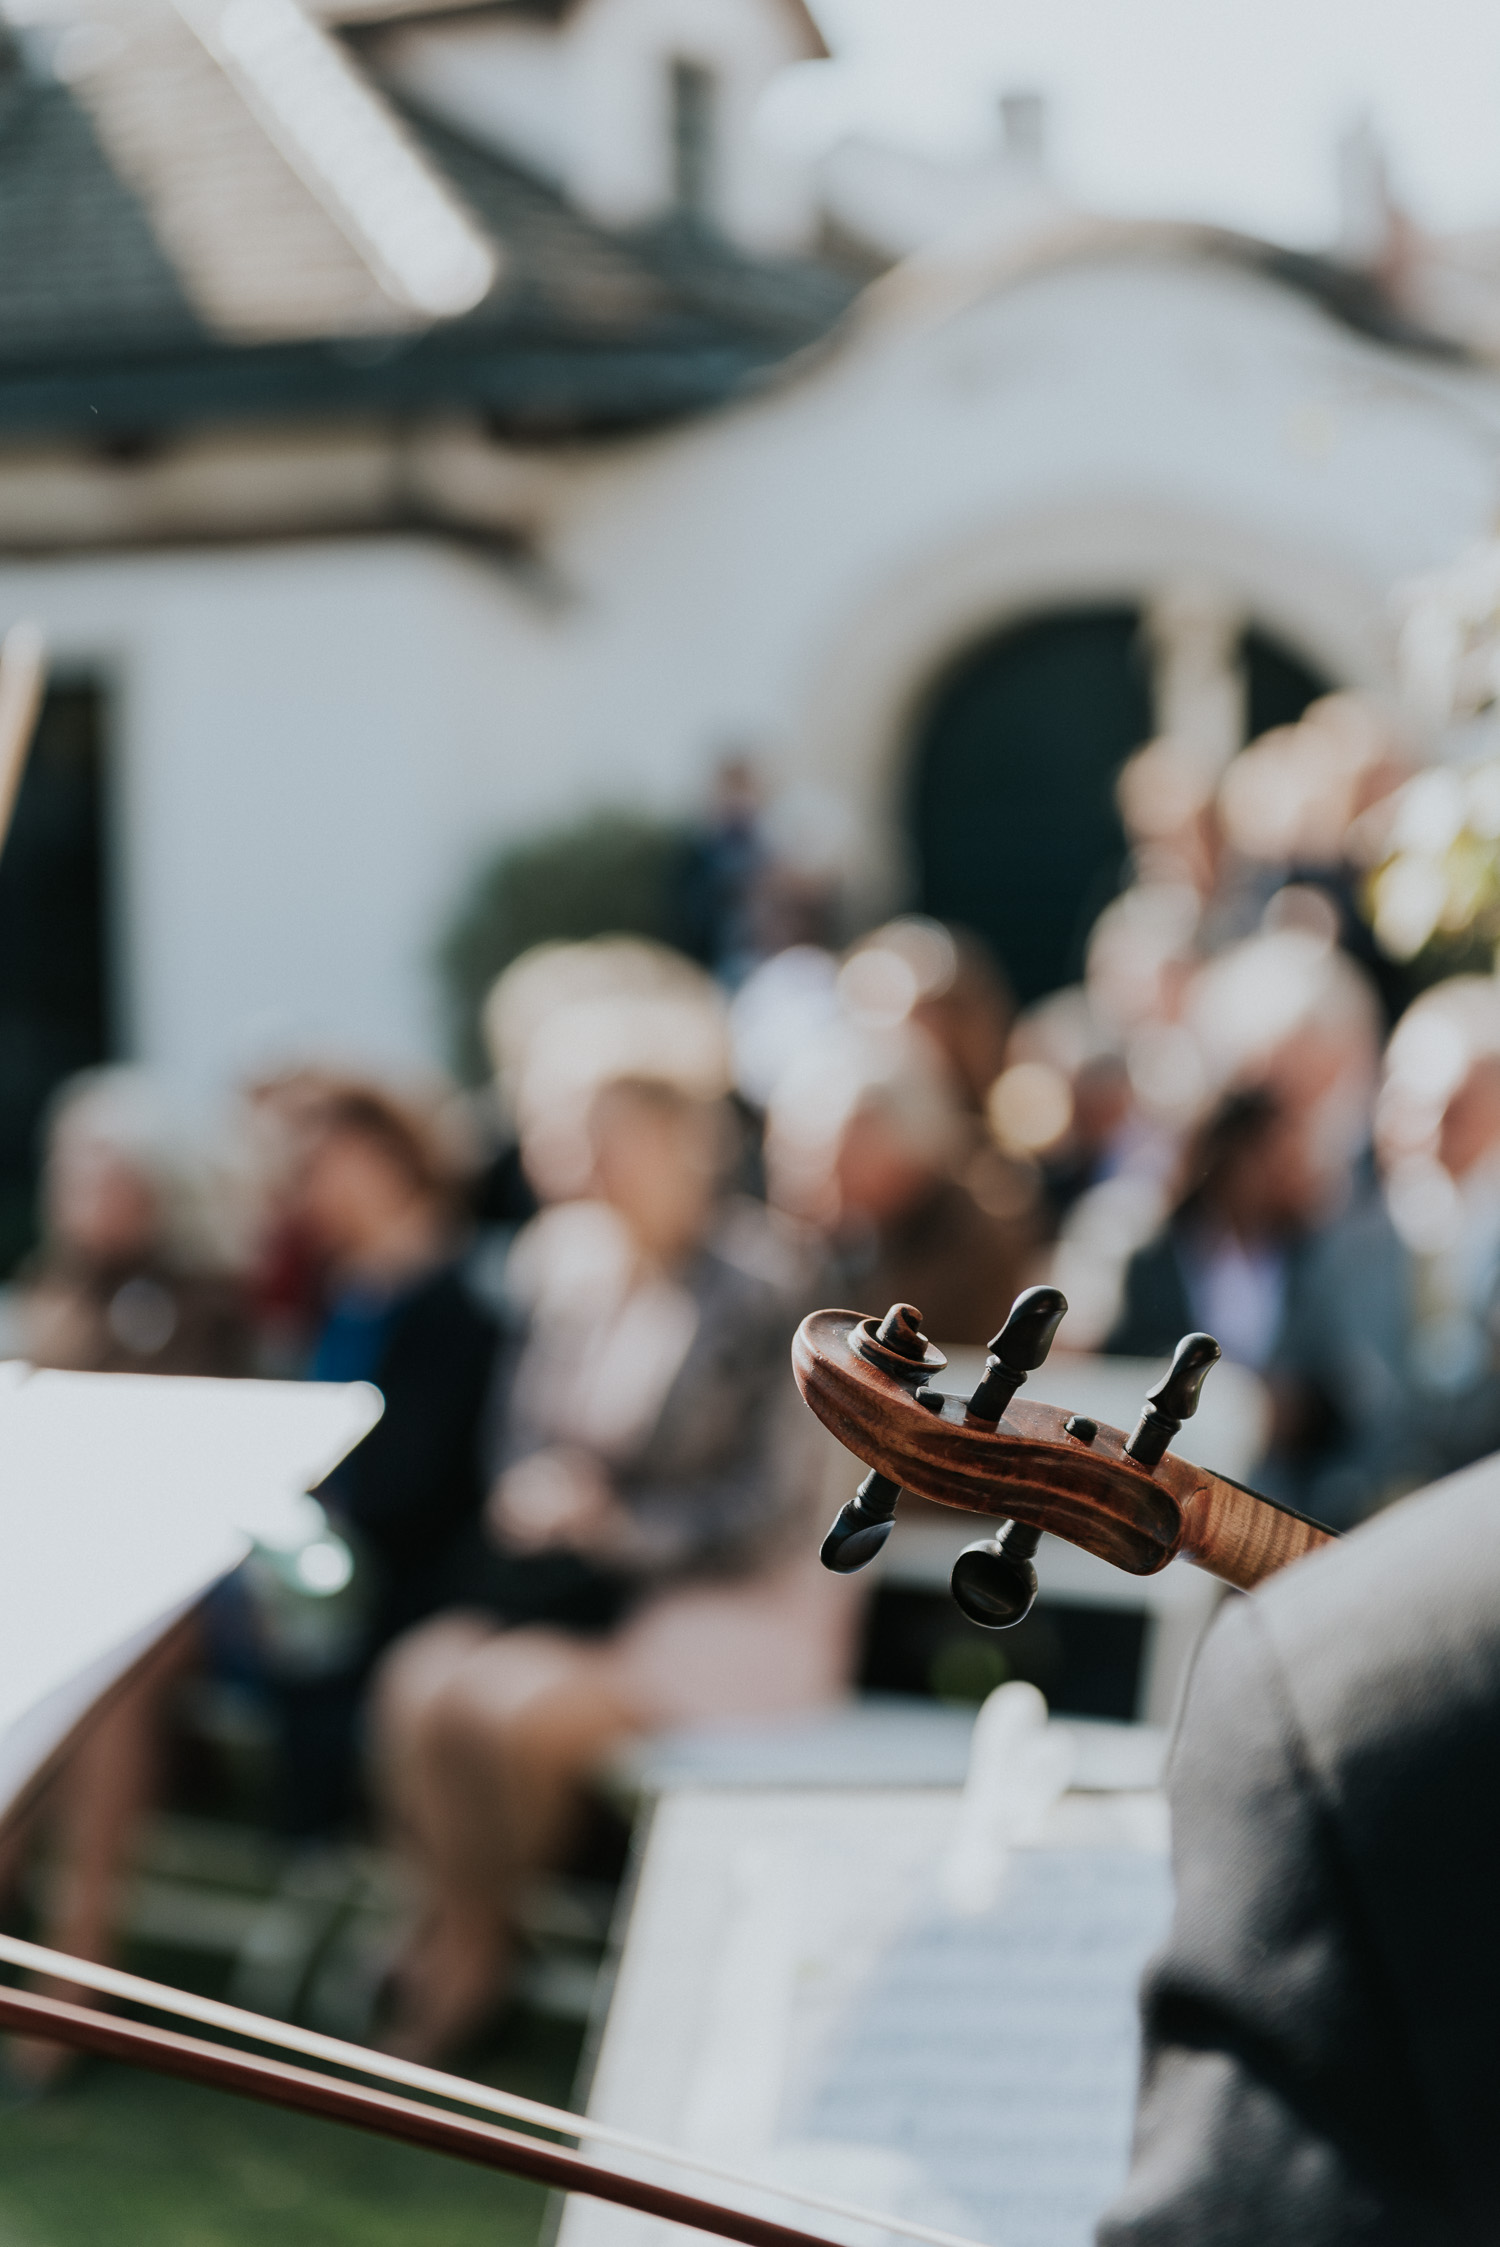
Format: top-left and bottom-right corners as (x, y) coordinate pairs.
(792, 1819), (1172, 2247)
(563, 1775), (1170, 2247)
(0, 1365), (382, 1821)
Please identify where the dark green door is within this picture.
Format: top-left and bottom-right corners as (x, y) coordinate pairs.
(910, 608), (1152, 1002)
(0, 682), (111, 1268)
(909, 609), (1328, 1002)
(1243, 626), (1328, 740)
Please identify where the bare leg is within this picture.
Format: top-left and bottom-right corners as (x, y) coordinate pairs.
(373, 1624), (640, 2062)
(0, 1797), (42, 1920)
(7, 1626), (195, 2087)
(373, 1612), (497, 1865)
(371, 1614), (520, 2058)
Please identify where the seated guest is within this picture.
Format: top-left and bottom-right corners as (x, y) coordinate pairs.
(1104, 1085), (1325, 1371)
(479, 933), (730, 1214)
(1273, 975), (1500, 1525)
(766, 1025), (1041, 1346)
(839, 918), (1015, 1115)
(1, 1069), (253, 2085)
(1097, 926), (1381, 1423)
(19, 1066), (252, 1378)
(373, 1029), (849, 2062)
(267, 1077), (500, 1833)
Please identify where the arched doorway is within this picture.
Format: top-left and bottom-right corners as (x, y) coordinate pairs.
(908, 608), (1328, 1001)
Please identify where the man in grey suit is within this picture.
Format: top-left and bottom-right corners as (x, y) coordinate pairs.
(1099, 1455), (1500, 2246)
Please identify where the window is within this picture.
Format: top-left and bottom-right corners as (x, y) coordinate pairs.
(0, 681), (112, 1270)
(670, 58), (716, 224)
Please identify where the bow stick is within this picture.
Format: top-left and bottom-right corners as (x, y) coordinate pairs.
(0, 1935), (983, 2247)
(0, 1984), (839, 2247)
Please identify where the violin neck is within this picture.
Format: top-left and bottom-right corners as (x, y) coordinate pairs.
(1172, 1465), (1334, 1590)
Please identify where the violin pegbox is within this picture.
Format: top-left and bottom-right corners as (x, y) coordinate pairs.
(798, 1291), (1229, 1629)
(818, 1288), (1074, 1618)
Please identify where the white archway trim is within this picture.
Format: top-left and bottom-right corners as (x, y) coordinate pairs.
(788, 494), (1394, 914)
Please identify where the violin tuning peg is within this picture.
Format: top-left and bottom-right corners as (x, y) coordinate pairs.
(855, 1302), (944, 1385)
(820, 1468), (901, 1574)
(1124, 1331), (1221, 1468)
(990, 1286), (1070, 1373)
(950, 1521), (1041, 1630)
(874, 1302), (927, 1358)
(965, 1286), (1068, 1426)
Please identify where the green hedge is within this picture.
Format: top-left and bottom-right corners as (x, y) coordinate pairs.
(438, 810), (697, 1081)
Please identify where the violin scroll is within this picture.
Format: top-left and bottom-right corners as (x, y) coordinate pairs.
(793, 1297), (1336, 1605)
(815, 1290), (1072, 1608)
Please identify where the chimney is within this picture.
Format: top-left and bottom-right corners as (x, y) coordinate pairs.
(998, 89), (1047, 171)
(1337, 113), (1394, 270)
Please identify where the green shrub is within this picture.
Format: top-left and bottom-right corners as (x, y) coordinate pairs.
(438, 809), (696, 1080)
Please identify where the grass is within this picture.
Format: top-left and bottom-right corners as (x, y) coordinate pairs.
(0, 1784), (608, 2247)
(0, 2006), (585, 2247)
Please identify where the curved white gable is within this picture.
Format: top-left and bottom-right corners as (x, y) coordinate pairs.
(3, 237), (1499, 1081)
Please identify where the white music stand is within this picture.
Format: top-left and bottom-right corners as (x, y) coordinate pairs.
(0, 1365), (381, 1829)
(568, 1714), (1170, 2247)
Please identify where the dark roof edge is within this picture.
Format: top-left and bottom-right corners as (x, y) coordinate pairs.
(0, 333), (793, 444)
(1235, 239), (1472, 362)
(861, 214), (1480, 371)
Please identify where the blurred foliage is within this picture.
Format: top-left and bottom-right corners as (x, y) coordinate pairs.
(438, 810), (696, 1082)
(928, 1636), (1012, 1706)
(1363, 761), (1500, 979)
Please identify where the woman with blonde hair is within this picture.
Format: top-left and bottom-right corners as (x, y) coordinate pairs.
(373, 955), (852, 2061)
(20, 1065), (252, 1376)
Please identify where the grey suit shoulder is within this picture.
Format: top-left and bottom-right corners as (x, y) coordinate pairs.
(1101, 1456), (1500, 2246)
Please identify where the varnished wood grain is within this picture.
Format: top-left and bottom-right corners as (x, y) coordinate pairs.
(1173, 1473), (1332, 1588)
(793, 1309), (1335, 1591)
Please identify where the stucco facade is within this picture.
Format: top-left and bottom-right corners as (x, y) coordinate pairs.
(4, 227), (1498, 1088)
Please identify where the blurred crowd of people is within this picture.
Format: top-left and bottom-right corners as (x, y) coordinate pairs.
(10, 697), (1500, 2072)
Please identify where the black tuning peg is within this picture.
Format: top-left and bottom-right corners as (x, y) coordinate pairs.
(950, 1521), (1041, 1630)
(965, 1286), (1068, 1426)
(821, 1468), (901, 1574)
(1125, 1331), (1221, 1468)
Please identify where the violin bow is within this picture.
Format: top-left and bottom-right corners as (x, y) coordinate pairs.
(0, 1982), (837, 2247)
(0, 1934), (983, 2247)
(793, 1289), (1335, 1626)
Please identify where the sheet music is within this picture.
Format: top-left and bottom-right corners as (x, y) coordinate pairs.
(0, 1366), (381, 1822)
(788, 1824), (1172, 2247)
(563, 1772), (1171, 2247)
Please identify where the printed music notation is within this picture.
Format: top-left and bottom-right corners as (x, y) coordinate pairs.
(792, 1836), (1172, 2247)
(564, 1746), (1172, 2247)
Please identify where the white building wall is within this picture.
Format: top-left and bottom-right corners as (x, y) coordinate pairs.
(538, 252), (1500, 892)
(2, 248), (1498, 1093)
(0, 541), (562, 1091)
